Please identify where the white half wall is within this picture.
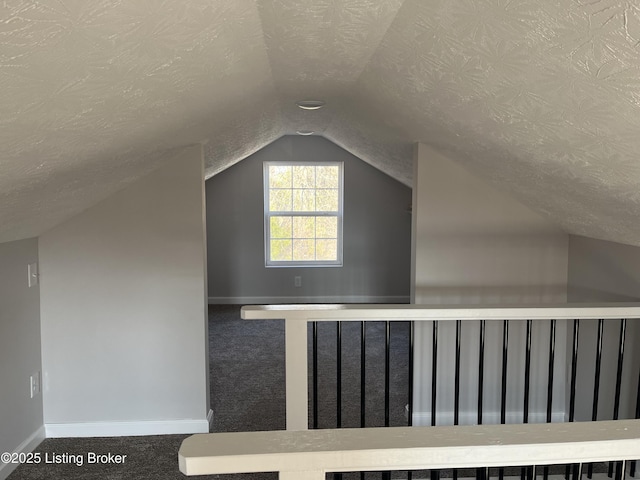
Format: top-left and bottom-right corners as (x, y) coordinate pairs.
(0, 238), (44, 480)
(39, 145), (209, 436)
(410, 143), (569, 425)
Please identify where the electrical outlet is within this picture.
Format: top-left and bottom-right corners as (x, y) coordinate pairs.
(294, 276), (302, 288)
(30, 372), (41, 398)
(28, 262), (38, 287)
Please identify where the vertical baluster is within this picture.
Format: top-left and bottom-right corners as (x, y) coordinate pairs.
(313, 321), (318, 430)
(337, 322), (342, 429)
(619, 460), (626, 480)
(431, 320), (439, 427)
(408, 321), (414, 427)
(454, 320), (461, 425)
(501, 320), (509, 424)
(499, 320), (509, 480)
(431, 321), (439, 480)
(360, 321), (366, 429)
(612, 319), (627, 421)
(385, 321), (390, 428)
(588, 319), (604, 479)
(336, 322), (342, 480)
(614, 461), (625, 480)
(360, 321), (366, 480)
(633, 365), (640, 478)
(478, 319), (485, 425)
(543, 319), (556, 480)
(382, 321), (391, 480)
(546, 319), (556, 420)
(566, 319), (580, 480)
(609, 319), (627, 478)
(407, 321), (414, 480)
(477, 320), (486, 480)
(524, 319), (532, 424)
(453, 320), (461, 480)
(522, 320), (532, 480)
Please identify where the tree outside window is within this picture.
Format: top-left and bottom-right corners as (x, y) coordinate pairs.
(264, 162), (343, 267)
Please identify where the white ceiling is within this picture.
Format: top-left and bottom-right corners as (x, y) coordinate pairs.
(2, 0), (640, 245)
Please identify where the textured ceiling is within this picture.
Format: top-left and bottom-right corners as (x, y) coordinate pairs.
(1, 0), (640, 246)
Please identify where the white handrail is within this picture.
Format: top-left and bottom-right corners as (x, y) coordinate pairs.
(179, 419), (640, 479)
(241, 303), (640, 431)
(242, 302), (640, 321)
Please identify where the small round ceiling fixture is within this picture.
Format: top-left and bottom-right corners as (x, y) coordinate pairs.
(296, 100), (325, 110)
(296, 130), (314, 136)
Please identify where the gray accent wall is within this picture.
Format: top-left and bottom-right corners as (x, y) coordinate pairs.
(0, 238), (44, 480)
(206, 135), (412, 303)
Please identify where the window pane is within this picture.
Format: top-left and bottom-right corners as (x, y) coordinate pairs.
(316, 239), (337, 261)
(292, 189), (315, 211)
(270, 216), (292, 239)
(265, 162), (341, 266)
(293, 216), (315, 239)
(270, 189), (292, 211)
(293, 165), (315, 189)
(316, 216), (337, 238)
(316, 166), (339, 188)
(269, 166), (292, 189)
(271, 239), (292, 261)
(293, 239), (315, 261)
(315, 189), (338, 211)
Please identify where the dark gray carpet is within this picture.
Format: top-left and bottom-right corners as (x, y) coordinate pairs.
(209, 304), (412, 432)
(5, 434), (192, 480)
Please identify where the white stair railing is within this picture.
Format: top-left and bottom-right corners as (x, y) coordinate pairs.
(179, 419), (640, 479)
(241, 303), (640, 431)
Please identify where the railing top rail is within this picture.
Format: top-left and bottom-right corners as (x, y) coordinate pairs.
(241, 302), (640, 322)
(179, 419), (640, 476)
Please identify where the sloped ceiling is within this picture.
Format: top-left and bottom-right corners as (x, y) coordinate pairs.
(1, 0), (640, 245)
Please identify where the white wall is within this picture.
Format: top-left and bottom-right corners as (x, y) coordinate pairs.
(411, 143), (569, 425)
(0, 238), (44, 480)
(567, 235), (640, 422)
(568, 235), (640, 302)
(39, 145), (210, 437)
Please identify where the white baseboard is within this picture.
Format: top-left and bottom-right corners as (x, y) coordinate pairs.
(206, 409), (213, 432)
(209, 295), (410, 305)
(45, 417), (210, 438)
(411, 410), (565, 426)
(0, 426), (45, 480)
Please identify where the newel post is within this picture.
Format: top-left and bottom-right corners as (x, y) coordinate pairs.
(285, 316), (309, 431)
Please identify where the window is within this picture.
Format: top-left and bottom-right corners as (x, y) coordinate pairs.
(264, 162), (343, 267)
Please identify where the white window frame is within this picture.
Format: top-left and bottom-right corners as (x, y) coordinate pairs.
(264, 161), (344, 268)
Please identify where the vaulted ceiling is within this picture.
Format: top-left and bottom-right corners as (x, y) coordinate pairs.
(2, 0), (640, 245)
